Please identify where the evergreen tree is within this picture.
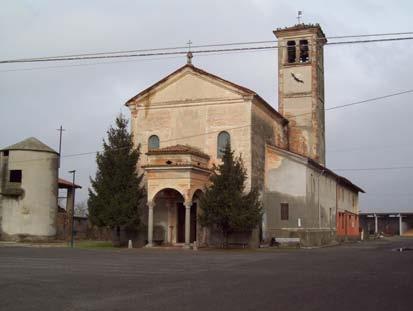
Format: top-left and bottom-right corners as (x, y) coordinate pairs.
(88, 114), (145, 233)
(198, 143), (262, 246)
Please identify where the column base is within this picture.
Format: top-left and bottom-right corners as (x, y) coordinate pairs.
(183, 244), (191, 249)
(145, 243), (153, 248)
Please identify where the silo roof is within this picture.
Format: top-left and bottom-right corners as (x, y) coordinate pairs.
(1, 137), (58, 154)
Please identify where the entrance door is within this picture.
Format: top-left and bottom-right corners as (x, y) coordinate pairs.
(177, 203), (185, 243)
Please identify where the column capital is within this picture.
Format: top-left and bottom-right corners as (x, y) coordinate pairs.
(148, 201), (155, 209)
(184, 201), (192, 209)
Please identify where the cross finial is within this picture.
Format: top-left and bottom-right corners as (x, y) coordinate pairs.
(297, 11), (303, 24)
(187, 40), (193, 51)
(186, 40), (193, 65)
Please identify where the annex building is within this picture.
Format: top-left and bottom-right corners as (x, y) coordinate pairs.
(125, 24), (364, 248)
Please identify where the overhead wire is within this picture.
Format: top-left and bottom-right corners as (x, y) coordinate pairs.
(2, 31), (413, 63)
(1, 35), (413, 65)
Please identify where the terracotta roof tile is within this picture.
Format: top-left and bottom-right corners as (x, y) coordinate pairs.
(58, 178), (82, 189)
(147, 144), (210, 159)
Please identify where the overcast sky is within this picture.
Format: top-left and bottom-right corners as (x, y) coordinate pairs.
(1, 0), (412, 212)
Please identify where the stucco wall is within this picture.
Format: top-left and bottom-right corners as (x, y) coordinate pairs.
(250, 98), (288, 191)
(306, 167), (337, 230)
(263, 146), (307, 236)
(0, 150), (58, 240)
(263, 145), (352, 245)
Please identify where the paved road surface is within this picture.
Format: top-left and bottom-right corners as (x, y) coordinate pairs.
(0, 238), (412, 311)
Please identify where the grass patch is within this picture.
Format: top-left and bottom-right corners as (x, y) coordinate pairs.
(73, 240), (115, 249)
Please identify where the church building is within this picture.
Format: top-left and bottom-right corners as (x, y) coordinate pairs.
(125, 24), (364, 247)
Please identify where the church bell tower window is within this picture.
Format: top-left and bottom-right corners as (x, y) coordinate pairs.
(287, 41), (296, 63)
(299, 40), (309, 63)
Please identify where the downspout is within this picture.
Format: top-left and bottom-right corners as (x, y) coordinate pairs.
(335, 180), (338, 237)
(317, 169), (325, 229)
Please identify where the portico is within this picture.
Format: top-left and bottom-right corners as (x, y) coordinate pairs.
(143, 145), (211, 248)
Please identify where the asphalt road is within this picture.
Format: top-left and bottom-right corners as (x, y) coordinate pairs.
(0, 238), (412, 311)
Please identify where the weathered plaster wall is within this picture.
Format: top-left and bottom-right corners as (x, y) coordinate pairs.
(263, 146), (307, 235)
(306, 167), (337, 230)
(0, 150), (58, 240)
(263, 146), (341, 246)
(250, 97), (288, 191)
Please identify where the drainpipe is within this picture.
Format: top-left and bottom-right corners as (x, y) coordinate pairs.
(317, 169), (325, 229)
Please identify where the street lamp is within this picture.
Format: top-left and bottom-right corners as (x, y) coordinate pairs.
(68, 170), (76, 248)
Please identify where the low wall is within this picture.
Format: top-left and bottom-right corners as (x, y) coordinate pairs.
(266, 228), (337, 247)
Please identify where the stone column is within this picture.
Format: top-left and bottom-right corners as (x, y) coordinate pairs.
(146, 201), (154, 247)
(184, 201), (192, 249)
(399, 214), (403, 236)
(374, 214), (378, 234)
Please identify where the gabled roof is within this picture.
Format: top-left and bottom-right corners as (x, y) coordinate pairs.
(307, 158), (365, 193)
(274, 23), (327, 42)
(125, 64), (288, 124)
(58, 178), (82, 189)
(266, 144), (365, 193)
(1, 137), (58, 154)
(147, 144), (210, 159)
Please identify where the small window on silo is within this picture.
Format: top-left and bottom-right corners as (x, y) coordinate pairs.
(9, 170), (22, 183)
(287, 41), (296, 63)
(3, 150), (9, 156)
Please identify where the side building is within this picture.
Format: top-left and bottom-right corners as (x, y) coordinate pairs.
(0, 137), (59, 241)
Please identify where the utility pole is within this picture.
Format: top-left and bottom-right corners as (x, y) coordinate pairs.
(57, 125), (66, 169)
(68, 170), (76, 248)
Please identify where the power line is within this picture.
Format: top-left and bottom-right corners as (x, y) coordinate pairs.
(3, 31), (413, 63)
(287, 89), (413, 119)
(333, 166), (413, 172)
(0, 47), (275, 73)
(328, 143), (411, 153)
(1, 36), (412, 65)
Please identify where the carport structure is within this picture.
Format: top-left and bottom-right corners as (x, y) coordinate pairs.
(143, 145), (211, 248)
(359, 212), (413, 236)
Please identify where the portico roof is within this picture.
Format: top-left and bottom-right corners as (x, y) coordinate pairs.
(147, 144), (210, 159)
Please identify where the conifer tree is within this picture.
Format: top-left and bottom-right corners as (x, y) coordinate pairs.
(198, 143), (262, 246)
(88, 114), (145, 233)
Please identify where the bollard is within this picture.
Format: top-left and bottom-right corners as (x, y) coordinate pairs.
(128, 239), (133, 249)
(193, 240), (198, 251)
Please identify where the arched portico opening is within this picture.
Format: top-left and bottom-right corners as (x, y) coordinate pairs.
(152, 188), (185, 245)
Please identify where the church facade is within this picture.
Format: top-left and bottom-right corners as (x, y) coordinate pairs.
(125, 24), (364, 248)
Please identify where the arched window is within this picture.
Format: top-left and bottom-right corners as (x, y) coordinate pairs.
(299, 39), (309, 63)
(148, 135), (160, 150)
(217, 131), (230, 158)
(287, 40), (296, 63)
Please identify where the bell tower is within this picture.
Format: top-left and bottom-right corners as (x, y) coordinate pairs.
(274, 24), (327, 165)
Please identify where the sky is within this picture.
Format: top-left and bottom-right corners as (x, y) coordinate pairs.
(1, 0), (412, 213)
